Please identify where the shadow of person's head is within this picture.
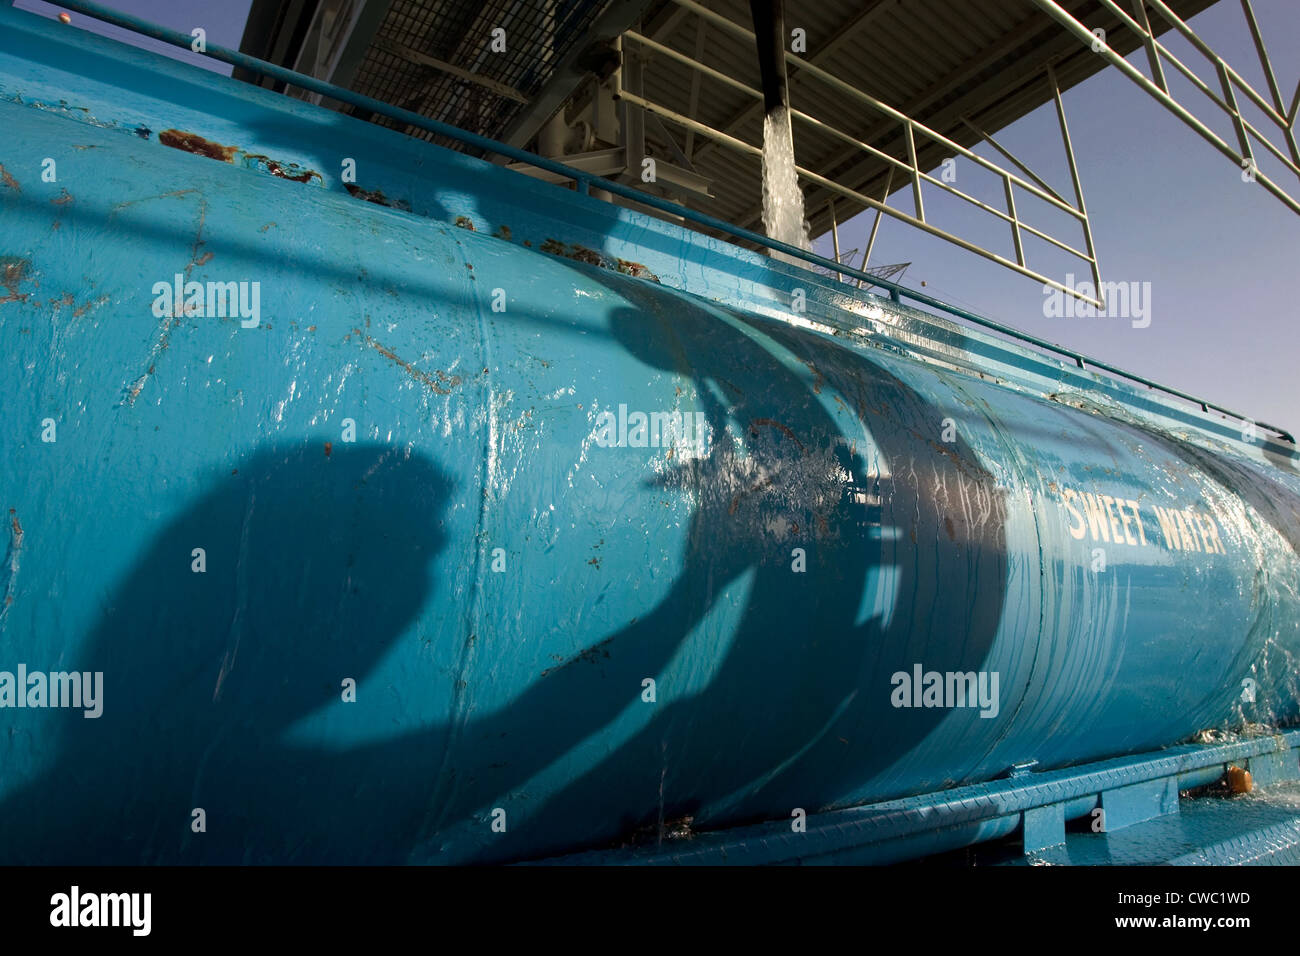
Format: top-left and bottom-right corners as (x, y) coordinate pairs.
(89, 442), (454, 734)
(0, 442), (454, 863)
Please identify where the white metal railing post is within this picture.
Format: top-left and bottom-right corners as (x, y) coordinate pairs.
(858, 167), (894, 289)
(1048, 62), (1103, 306)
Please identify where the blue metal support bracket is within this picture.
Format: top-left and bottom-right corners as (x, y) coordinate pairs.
(534, 731), (1300, 864)
(1100, 776), (1181, 832)
(1022, 803), (1066, 853)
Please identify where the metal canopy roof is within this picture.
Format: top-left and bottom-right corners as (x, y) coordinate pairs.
(237, 0), (1215, 243)
(237, 0), (613, 139)
(624, 0), (1219, 241)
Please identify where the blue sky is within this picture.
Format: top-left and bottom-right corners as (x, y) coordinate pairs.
(16, 0), (253, 74)
(18, 0), (1300, 431)
(807, 0), (1299, 434)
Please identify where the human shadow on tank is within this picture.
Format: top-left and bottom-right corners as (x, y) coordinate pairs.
(0, 279), (1009, 865)
(510, 272), (1011, 857)
(0, 443), (454, 864)
(416, 261), (1011, 863)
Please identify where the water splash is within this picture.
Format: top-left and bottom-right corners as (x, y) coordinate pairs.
(760, 106), (811, 265)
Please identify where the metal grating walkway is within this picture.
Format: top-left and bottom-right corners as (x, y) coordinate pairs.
(350, 0), (607, 150)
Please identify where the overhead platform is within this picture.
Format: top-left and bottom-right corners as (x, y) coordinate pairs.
(236, 0), (1212, 233)
(240, 0), (1300, 304)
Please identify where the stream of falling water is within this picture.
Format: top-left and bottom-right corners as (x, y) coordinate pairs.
(760, 106), (811, 265)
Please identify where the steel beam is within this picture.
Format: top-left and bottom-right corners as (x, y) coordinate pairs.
(1129, 0), (1169, 92)
(496, 0), (655, 150)
(1032, 0), (1300, 214)
(1240, 0), (1286, 116)
(959, 116), (1069, 206)
(374, 35), (529, 104)
(1048, 62), (1102, 301)
(1100, 0), (1300, 173)
(683, 16), (706, 160)
(857, 167), (893, 286)
(689, 0), (892, 167)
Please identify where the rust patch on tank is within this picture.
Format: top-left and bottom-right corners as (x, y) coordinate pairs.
(160, 132), (322, 184)
(51, 189), (73, 205)
(567, 244), (606, 267)
(749, 417), (805, 451)
(110, 189), (200, 213)
(361, 333), (462, 395)
(344, 183), (411, 211)
(539, 636), (615, 677)
(802, 359), (825, 394)
(454, 216), (476, 231)
(1, 257), (32, 305)
(542, 239), (604, 266)
(159, 129), (237, 163)
(613, 813), (696, 849)
(494, 224), (512, 241)
(127, 366), (156, 403)
(73, 295), (110, 318)
(4, 508), (22, 609)
(616, 258), (660, 282)
(243, 153), (322, 183)
(0, 164), (19, 193)
(539, 239), (660, 282)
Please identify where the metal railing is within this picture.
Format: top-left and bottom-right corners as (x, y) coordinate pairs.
(41, 0), (1296, 445)
(619, 0), (1105, 308)
(1031, 0), (1300, 216)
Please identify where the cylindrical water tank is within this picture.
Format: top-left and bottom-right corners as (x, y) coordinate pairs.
(1, 6), (1298, 864)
